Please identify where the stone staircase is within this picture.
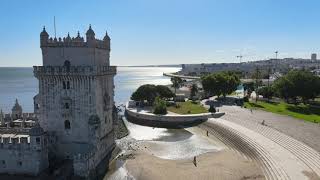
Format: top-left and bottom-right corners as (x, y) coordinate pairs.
(226, 117), (320, 178)
(200, 118), (320, 180)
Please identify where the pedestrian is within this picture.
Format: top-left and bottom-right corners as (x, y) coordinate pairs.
(250, 109), (253, 113)
(206, 130), (209, 137)
(193, 156), (197, 167)
(261, 120), (265, 126)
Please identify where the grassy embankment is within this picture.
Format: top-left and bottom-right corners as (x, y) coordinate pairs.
(244, 101), (320, 123)
(167, 101), (208, 114)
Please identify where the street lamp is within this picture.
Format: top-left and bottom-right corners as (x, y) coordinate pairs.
(236, 55), (243, 63)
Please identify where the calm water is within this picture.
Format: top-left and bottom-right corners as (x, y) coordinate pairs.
(0, 66), (180, 113)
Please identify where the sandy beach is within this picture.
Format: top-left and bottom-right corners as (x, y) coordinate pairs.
(106, 120), (265, 180)
(125, 149), (265, 180)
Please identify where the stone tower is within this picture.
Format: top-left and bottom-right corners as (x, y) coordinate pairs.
(34, 25), (116, 177)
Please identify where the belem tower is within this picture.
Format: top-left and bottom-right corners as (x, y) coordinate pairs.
(0, 25), (117, 178)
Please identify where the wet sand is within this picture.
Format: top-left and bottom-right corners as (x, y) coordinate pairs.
(126, 149), (264, 180)
(105, 119), (265, 180)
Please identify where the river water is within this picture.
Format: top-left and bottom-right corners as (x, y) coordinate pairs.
(0, 66), (180, 112)
(0, 66), (225, 179)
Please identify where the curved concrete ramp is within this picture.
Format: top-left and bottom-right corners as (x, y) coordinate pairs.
(201, 119), (320, 180)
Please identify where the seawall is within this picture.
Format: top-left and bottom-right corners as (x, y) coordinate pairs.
(125, 106), (225, 128)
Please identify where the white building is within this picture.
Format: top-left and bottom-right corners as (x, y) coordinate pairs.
(33, 25), (116, 177)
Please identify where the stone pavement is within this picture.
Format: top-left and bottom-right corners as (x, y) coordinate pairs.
(219, 105), (320, 152)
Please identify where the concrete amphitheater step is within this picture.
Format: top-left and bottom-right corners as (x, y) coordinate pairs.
(201, 124), (283, 180)
(202, 122), (289, 180)
(225, 117), (320, 177)
(203, 119), (317, 180)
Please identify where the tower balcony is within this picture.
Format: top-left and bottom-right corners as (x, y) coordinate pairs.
(33, 65), (116, 77)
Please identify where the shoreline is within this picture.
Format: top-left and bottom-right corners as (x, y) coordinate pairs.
(105, 119), (265, 180)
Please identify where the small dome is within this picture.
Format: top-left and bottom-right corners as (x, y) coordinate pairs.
(86, 25), (95, 36)
(40, 26), (49, 37)
(29, 123), (44, 136)
(88, 115), (100, 125)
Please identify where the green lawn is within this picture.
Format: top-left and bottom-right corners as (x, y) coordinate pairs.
(244, 101), (320, 123)
(167, 101), (208, 114)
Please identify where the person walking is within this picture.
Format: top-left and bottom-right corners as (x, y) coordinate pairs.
(193, 156), (197, 167)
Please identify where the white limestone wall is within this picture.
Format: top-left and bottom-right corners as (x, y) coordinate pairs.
(95, 75), (115, 138)
(38, 75), (96, 158)
(41, 47), (110, 66)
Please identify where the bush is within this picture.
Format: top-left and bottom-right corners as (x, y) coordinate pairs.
(153, 97), (167, 115)
(243, 96), (249, 102)
(257, 86), (274, 100)
(208, 105), (216, 113)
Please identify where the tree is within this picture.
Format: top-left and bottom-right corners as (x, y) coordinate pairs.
(273, 70), (320, 104)
(201, 71), (240, 98)
(171, 77), (183, 94)
(243, 82), (254, 96)
(252, 67), (262, 102)
(208, 104), (216, 113)
(131, 84), (158, 105)
(153, 96), (167, 115)
(156, 85), (175, 99)
(190, 84), (198, 99)
(131, 84), (175, 105)
(257, 86), (274, 101)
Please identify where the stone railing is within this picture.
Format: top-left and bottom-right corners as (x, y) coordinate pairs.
(33, 66), (116, 77)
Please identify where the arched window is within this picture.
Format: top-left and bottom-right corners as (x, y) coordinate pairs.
(64, 120), (71, 130)
(63, 81), (66, 89)
(65, 103), (69, 109)
(64, 60), (71, 72)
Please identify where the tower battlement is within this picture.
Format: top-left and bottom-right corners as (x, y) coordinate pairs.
(40, 25), (112, 66)
(40, 25), (110, 50)
(41, 34), (110, 50)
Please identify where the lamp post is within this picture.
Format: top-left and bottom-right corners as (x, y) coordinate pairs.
(275, 51), (278, 60)
(236, 55), (243, 63)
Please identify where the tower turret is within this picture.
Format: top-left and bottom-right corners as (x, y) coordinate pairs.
(86, 25), (96, 47)
(103, 31), (111, 50)
(12, 99), (22, 119)
(40, 26), (49, 47)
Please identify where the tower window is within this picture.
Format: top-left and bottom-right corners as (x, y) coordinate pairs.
(64, 120), (71, 130)
(65, 103), (69, 109)
(18, 161), (22, 167)
(67, 81), (70, 89)
(63, 81), (66, 89)
(36, 137), (40, 144)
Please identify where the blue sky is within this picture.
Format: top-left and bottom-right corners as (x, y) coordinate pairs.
(0, 0), (320, 66)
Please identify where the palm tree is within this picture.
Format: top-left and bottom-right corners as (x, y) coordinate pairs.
(171, 77), (183, 94)
(190, 83), (198, 99)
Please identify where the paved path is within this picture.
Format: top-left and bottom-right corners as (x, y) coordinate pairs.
(201, 118), (320, 180)
(220, 105), (320, 152)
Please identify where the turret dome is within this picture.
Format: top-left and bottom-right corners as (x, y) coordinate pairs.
(86, 25), (95, 36)
(40, 26), (49, 37)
